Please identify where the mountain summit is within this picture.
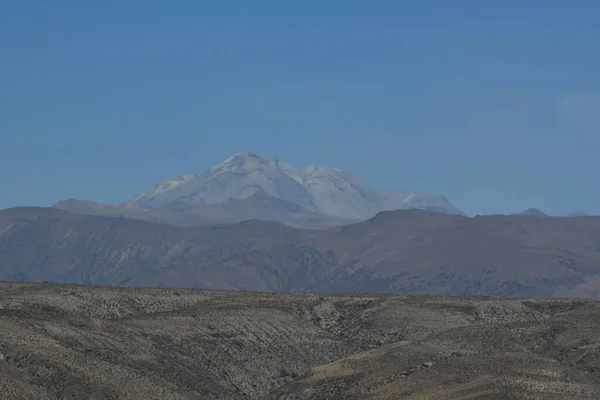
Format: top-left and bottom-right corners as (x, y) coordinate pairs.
(125, 152), (462, 219)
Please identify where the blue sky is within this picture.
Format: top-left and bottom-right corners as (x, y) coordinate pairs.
(1, 1), (599, 216)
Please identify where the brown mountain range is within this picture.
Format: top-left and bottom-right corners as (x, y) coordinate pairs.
(54, 191), (354, 229)
(1, 206), (600, 297)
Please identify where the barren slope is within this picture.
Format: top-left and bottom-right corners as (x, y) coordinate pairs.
(1, 282), (600, 399)
(0, 207), (317, 289)
(55, 192), (353, 229)
(309, 210), (600, 296)
(2, 207), (600, 296)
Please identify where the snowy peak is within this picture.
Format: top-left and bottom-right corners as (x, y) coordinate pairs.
(124, 153), (463, 219)
(132, 174), (197, 199)
(127, 153), (316, 213)
(209, 152), (282, 173)
(302, 165), (343, 175)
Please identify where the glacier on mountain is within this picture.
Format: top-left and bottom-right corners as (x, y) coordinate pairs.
(125, 152), (462, 219)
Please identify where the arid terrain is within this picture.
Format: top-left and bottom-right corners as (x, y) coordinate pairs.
(1, 281), (600, 399)
(2, 206), (600, 297)
(54, 191), (354, 230)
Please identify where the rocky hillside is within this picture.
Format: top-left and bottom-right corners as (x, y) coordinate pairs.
(2, 207), (600, 297)
(1, 282), (600, 399)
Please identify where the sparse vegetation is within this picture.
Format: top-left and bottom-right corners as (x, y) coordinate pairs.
(1, 282), (600, 398)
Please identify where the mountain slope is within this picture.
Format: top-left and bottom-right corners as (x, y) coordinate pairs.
(311, 210), (600, 296)
(2, 207), (600, 297)
(4, 282), (600, 399)
(56, 192), (353, 229)
(513, 208), (548, 216)
(0, 207), (316, 289)
(269, 296), (600, 399)
(53, 199), (145, 216)
(124, 152), (462, 219)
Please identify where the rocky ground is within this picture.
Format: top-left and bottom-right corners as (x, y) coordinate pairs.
(1, 281), (600, 399)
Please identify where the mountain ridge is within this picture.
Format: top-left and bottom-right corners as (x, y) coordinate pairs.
(55, 191), (354, 229)
(3, 206), (600, 297)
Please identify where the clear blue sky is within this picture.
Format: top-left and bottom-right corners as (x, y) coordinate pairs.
(1, 1), (599, 216)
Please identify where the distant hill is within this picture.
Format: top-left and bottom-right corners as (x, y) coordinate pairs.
(512, 208), (548, 216)
(3, 206), (600, 297)
(56, 191), (353, 229)
(565, 211), (589, 217)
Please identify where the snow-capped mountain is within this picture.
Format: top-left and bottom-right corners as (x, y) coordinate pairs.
(124, 152), (462, 219)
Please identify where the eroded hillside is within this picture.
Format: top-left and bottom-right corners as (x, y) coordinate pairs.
(1, 282), (600, 399)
